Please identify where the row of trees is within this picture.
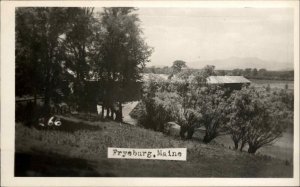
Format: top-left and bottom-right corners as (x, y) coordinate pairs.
(229, 68), (294, 80)
(138, 66), (293, 154)
(16, 7), (152, 121)
(143, 65), (294, 81)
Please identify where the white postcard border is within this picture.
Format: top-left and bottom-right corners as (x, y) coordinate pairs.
(1, 1), (299, 186)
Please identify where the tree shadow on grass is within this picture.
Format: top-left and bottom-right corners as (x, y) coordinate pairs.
(56, 119), (101, 133)
(35, 118), (102, 133)
(15, 152), (116, 177)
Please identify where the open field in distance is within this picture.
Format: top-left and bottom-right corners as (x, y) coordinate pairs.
(250, 79), (294, 90)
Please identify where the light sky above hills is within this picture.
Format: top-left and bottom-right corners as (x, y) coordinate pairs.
(136, 8), (294, 69)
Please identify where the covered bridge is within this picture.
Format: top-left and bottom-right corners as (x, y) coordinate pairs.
(206, 76), (251, 90)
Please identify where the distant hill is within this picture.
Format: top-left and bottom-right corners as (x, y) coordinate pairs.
(189, 57), (293, 71)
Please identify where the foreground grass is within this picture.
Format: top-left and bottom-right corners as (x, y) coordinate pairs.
(15, 116), (293, 177)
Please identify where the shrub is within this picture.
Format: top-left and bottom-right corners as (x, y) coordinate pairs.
(138, 76), (175, 131)
(16, 101), (44, 127)
(138, 73), (230, 142)
(226, 87), (290, 154)
(195, 85), (230, 143)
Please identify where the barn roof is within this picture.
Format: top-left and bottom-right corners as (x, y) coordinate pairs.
(206, 76), (251, 84)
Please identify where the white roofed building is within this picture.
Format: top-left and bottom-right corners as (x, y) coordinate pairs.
(206, 76), (251, 90)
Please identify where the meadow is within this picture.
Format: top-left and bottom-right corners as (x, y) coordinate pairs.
(250, 79), (294, 90)
(15, 115), (293, 177)
(193, 129), (293, 162)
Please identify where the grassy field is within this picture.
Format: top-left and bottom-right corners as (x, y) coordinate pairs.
(193, 130), (293, 162)
(250, 79), (294, 90)
(15, 115), (293, 177)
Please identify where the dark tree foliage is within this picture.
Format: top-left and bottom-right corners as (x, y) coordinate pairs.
(16, 7), (152, 123)
(138, 75), (169, 130)
(96, 7), (152, 121)
(171, 60), (187, 74)
(16, 8), (72, 115)
(229, 68), (293, 81)
(61, 8), (96, 111)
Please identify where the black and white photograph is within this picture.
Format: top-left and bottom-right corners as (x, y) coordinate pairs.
(1, 0), (299, 186)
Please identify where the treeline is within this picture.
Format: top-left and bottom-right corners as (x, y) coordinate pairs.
(226, 68), (294, 81)
(143, 66), (294, 81)
(16, 7), (152, 122)
(143, 66), (173, 74)
(137, 67), (293, 154)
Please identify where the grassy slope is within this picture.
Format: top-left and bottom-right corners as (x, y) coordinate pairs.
(15, 116), (293, 177)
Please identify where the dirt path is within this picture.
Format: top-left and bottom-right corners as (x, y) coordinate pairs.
(122, 101), (138, 125)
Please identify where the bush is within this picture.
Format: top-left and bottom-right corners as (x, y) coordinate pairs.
(195, 85), (230, 143)
(226, 87), (290, 154)
(138, 71), (291, 150)
(138, 91), (178, 131)
(16, 101), (44, 127)
(138, 73), (227, 142)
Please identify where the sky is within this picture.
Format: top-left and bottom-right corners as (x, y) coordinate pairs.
(136, 8), (294, 68)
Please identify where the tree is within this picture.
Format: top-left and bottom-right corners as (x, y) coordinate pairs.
(98, 7), (152, 121)
(246, 91), (287, 154)
(202, 65), (216, 78)
(16, 7), (152, 122)
(197, 86), (229, 143)
(16, 8), (44, 100)
(227, 87), (288, 154)
(218, 70), (226, 76)
(16, 8), (72, 115)
(190, 65), (216, 86)
(61, 8), (96, 111)
(139, 67), (232, 142)
(177, 108), (202, 139)
(139, 76), (172, 130)
(266, 84), (271, 92)
(225, 88), (256, 151)
(273, 89), (294, 131)
(150, 66), (156, 74)
(252, 68), (258, 77)
(184, 68), (228, 142)
(172, 60), (187, 74)
(258, 68), (267, 77)
(139, 77), (202, 138)
(177, 77), (229, 142)
(244, 68), (252, 77)
(285, 83), (288, 90)
(231, 69), (243, 76)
